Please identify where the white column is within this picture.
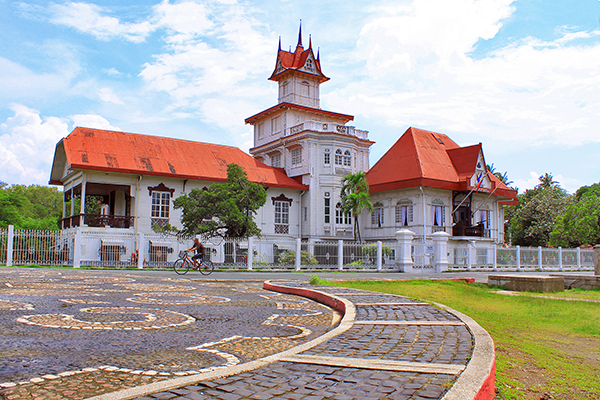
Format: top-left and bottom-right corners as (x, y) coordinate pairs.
(247, 237), (254, 271)
(295, 238), (301, 271)
(137, 233), (145, 269)
(338, 240), (344, 271)
(516, 245), (521, 270)
(576, 247), (581, 270)
(395, 229), (415, 273)
(80, 178), (86, 225)
(73, 229), (82, 268)
(538, 246), (543, 270)
(493, 244), (497, 270)
(594, 245), (600, 275)
(6, 225), (14, 267)
(376, 241), (382, 271)
(467, 241), (474, 271)
(558, 247), (563, 271)
(432, 231), (450, 273)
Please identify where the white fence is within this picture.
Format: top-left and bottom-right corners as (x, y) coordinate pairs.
(0, 225), (596, 272)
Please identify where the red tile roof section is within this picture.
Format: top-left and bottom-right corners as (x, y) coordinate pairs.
(55, 127), (308, 190)
(366, 127), (517, 201)
(245, 102), (353, 125)
(269, 44), (328, 83)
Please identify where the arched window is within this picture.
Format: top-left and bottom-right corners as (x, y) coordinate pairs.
(335, 202), (352, 225)
(371, 202), (384, 228)
(395, 199), (413, 226)
(335, 149), (343, 165)
(343, 150), (352, 166)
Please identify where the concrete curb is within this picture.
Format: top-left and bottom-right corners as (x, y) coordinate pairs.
(85, 281), (355, 400)
(437, 303), (496, 400)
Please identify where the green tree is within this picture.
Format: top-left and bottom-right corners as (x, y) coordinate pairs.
(550, 183), (600, 247)
(507, 174), (571, 247)
(172, 163), (267, 239)
(340, 172), (373, 242)
(0, 184), (63, 230)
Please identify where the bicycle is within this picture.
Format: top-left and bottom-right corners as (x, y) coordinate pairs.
(173, 251), (214, 275)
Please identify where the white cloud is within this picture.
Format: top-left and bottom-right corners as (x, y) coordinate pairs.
(70, 114), (120, 131)
(48, 2), (154, 43)
(0, 105), (69, 185)
(98, 88), (124, 105)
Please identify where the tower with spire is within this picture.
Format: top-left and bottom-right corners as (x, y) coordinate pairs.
(245, 24), (373, 240)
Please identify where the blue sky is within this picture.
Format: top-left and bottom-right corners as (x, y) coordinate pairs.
(1, 0), (600, 193)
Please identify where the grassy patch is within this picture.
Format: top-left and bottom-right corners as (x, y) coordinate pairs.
(313, 278), (600, 400)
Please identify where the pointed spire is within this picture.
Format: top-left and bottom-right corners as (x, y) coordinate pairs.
(278, 36), (281, 51)
(297, 19), (303, 47)
(317, 47), (320, 60)
(309, 34), (312, 49)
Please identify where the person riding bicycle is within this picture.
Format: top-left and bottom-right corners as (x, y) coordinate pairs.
(187, 238), (206, 269)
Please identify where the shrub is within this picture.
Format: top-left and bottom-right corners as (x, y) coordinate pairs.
(278, 250), (318, 265)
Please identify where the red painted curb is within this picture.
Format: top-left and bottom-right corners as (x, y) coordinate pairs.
(475, 358), (496, 400)
(263, 281), (347, 315)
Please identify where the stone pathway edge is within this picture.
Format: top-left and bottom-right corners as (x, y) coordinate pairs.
(84, 280), (356, 400)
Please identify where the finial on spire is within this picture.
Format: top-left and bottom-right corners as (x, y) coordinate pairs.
(278, 36), (281, 51)
(297, 19), (302, 47)
(309, 34), (312, 49)
(317, 47), (320, 60)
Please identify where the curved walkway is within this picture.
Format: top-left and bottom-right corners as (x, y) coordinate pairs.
(123, 280), (495, 400)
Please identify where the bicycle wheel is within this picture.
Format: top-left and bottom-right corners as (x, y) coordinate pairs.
(173, 258), (190, 275)
(199, 259), (214, 275)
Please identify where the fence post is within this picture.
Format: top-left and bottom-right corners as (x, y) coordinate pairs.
(432, 231), (450, 273)
(515, 245), (520, 270)
(558, 247), (563, 271)
(376, 241), (383, 271)
(137, 233), (145, 269)
(6, 225), (14, 267)
(467, 241), (474, 271)
(73, 229), (82, 268)
(247, 237), (254, 271)
(594, 245), (600, 275)
(493, 244), (497, 269)
(538, 246), (543, 271)
(576, 247), (581, 270)
(395, 229), (415, 273)
(338, 240), (344, 271)
(295, 238), (301, 271)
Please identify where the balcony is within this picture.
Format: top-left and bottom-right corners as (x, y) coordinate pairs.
(452, 221), (485, 238)
(62, 214), (134, 229)
(287, 121), (369, 140)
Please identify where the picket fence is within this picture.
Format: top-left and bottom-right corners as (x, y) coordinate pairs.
(0, 226), (595, 272)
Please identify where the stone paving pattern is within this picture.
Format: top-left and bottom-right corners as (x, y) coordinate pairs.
(0, 269), (335, 400)
(140, 281), (473, 400)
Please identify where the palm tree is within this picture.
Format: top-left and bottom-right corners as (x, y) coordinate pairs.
(340, 172), (373, 242)
(537, 173), (558, 189)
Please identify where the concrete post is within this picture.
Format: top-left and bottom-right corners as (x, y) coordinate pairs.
(467, 241), (474, 271)
(395, 229), (415, 273)
(376, 241), (383, 271)
(516, 245), (521, 270)
(432, 231), (450, 273)
(577, 247), (581, 270)
(73, 229), (82, 269)
(493, 244), (497, 269)
(594, 245), (600, 275)
(247, 237), (254, 271)
(295, 238), (301, 271)
(6, 225), (14, 267)
(558, 247), (563, 271)
(538, 246), (543, 271)
(338, 240), (344, 271)
(137, 233), (145, 269)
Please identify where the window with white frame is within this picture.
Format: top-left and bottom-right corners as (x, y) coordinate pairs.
(257, 122), (265, 139)
(371, 202), (384, 228)
(271, 116), (281, 135)
(274, 201), (289, 225)
(432, 199), (445, 227)
(151, 192), (170, 219)
(395, 199), (413, 226)
(335, 149), (343, 165)
(335, 202), (352, 225)
(343, 150), (352, 166)
(324, 148), (330, 165)
(324, 194), (331, 224)
(271, 153), (281, 168)
(291, 148), (302, 166)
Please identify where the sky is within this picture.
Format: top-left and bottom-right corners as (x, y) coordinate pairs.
(1, 0), (600, 194)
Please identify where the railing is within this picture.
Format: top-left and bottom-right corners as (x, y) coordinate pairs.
(286, 120), (369, 140)
(61, 214), (134, 229)
(0, 225), (595, 272)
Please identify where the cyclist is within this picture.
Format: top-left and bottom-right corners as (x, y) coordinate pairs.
(187, 237), (206, 269)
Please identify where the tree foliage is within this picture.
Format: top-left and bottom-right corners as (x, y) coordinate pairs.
(340, 172), (373, 242)
(549, 183), (600, 247)
(507, 173), (571, 247)
(0, 183), (63, 230)
(172, 164), (267, 239)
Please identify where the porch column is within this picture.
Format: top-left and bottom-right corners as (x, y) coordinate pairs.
(395, 229), (415, 273)
(70, 187), (75, 217)
(432, 231), (450, 273)
(80, 178), (86, 226)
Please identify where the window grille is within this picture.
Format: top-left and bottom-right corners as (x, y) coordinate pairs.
(271, 153), (281, 168)
(291, 148), (302, 166)
(343, 150), (352, 166)
(335, 149), (343, 165)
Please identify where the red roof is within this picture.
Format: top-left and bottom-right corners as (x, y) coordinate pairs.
(245, 102), (354, 125)
(49, 127), (308, 190)
(269, 41), (328, 83)
(366, 127), (518, 201)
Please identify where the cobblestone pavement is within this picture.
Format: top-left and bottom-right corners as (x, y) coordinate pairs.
(0, 269), (336, 399)
(140, 281), (475, 400)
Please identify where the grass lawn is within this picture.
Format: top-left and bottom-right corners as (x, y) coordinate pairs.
(312, 277), (600, 400)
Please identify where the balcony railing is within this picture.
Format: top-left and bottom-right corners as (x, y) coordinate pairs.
(61, 214), (134, 229)
(286, 120), (369, 140)
(453, 221), (484, 237)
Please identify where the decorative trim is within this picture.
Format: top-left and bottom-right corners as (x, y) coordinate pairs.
(272, 193), (293, 205)
(148, 183), (175, 196)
